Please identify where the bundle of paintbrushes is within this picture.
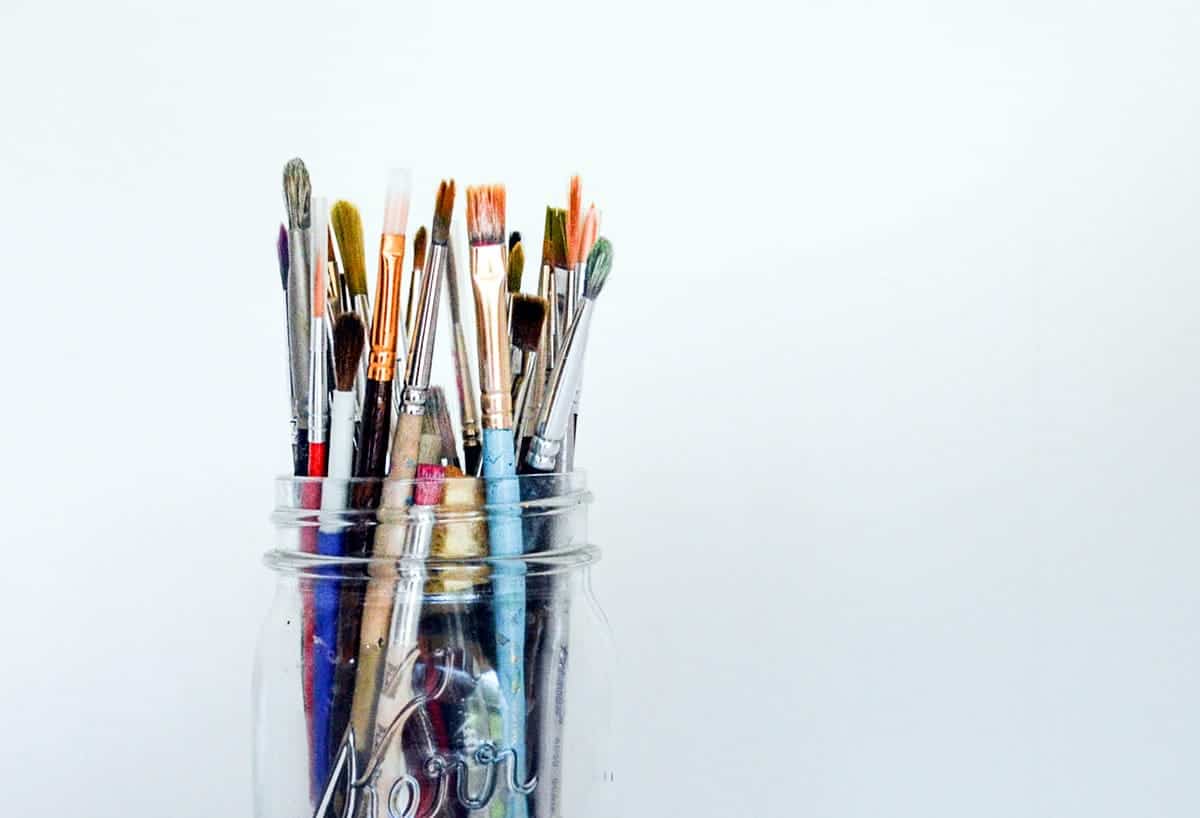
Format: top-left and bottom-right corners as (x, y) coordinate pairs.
(276, 160), (613, 817)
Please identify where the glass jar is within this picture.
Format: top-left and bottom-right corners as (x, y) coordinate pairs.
(255, 473), (614, 818)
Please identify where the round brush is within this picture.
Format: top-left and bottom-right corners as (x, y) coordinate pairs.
(283, 158), (313, 475)
(524, 237), (613, 472)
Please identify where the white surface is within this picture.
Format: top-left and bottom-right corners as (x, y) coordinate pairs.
(1, 0), (1198, 815)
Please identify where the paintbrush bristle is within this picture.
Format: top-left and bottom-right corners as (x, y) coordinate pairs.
(550, 208), (569, 270)
(311, 197), (328, 318)
(333, 313), (366, 392)
(276, 224), (288, 290)
(432, 179), (456, 245)
(466, 184), (506, 246)
(583, 237), (613, 300)
(541, 207), (554, 261)
(382, 168), (413, 235)
(581, 204), (598, 257)
(509, 231), (522, 253)
(283, 158), (312, 230)
(508, 242), (525, 293)
(331, 200), (367, 297)
(413, 226), (428, 273)
(566, 174), (582, 266)
(510, 294), (547, 352)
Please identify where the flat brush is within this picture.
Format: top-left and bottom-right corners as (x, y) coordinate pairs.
(467, 183), (530, 818)
(510, 294), (548, 444)
(313, 313), (365, 790)
(331, 200), (370, 423)
(283, 158), (313, 475)
(426, 386), (461, 470)
(445, 235), (482, 476)
(525, 237), (613, 472)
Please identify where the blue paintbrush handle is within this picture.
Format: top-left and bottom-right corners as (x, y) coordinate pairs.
(312, 528), (344, 792)
(482, 427), (529, 818)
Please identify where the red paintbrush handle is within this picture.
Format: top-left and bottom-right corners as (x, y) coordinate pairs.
(307, 443), (328, 478)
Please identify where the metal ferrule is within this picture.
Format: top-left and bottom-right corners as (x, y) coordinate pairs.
(351, 293), (371, 416)
(553, 264), (570, 357)
(403, 242), (448, 394)
(369, 234), (406, 383)
(511, 350), (539, 441)
(308, 314), (327, 444)
(567, 261), (585, 324)
(286, 227), (312, 429)
(454, 323), (481, 447)
(528, 299), (595, 469)
(470, 243), (514, 430)
(399, 384), (428, 417)
(539, 262), (559, 360)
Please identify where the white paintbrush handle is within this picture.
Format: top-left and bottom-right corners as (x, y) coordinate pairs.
(318, 390), (357, 530)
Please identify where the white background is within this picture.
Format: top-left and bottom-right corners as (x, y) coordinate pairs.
(2, 0), (1198, 815)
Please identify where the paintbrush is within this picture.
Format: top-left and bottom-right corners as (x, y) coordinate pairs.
(548, 208), (570, 359)
(564, 204), (599, 470)
(525, 238), (613, 472)
(467, 183), (530, 818)
(347, 180), (453, 757)
(331, 200), (370, 425)
(509, 230), (522, 254)
(445, 234), (482, 476)
(427, 386), (461, 470)
(308, 198), (330, 477)
(283, 158), (313, 475)
(387, 181), (455, 492)
(331, 170), (410, 764)
(405, 226), (427, 342)
(510, 294), (548, 444)
(312, 312), (365, 790)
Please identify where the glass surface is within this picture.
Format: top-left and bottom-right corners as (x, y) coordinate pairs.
(254, 474), (613, 818)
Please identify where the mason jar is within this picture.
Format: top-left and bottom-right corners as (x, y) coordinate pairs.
(255, 472), (614, 818)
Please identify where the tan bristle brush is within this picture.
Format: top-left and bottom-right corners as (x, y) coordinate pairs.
(331, 200), (369, 421)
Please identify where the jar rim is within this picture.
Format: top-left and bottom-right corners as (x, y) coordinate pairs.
(269, 470), (595, 574)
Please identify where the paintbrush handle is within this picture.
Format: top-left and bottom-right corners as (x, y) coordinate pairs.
(482, 427), (529, 818)
(352, 378), (392, 494)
